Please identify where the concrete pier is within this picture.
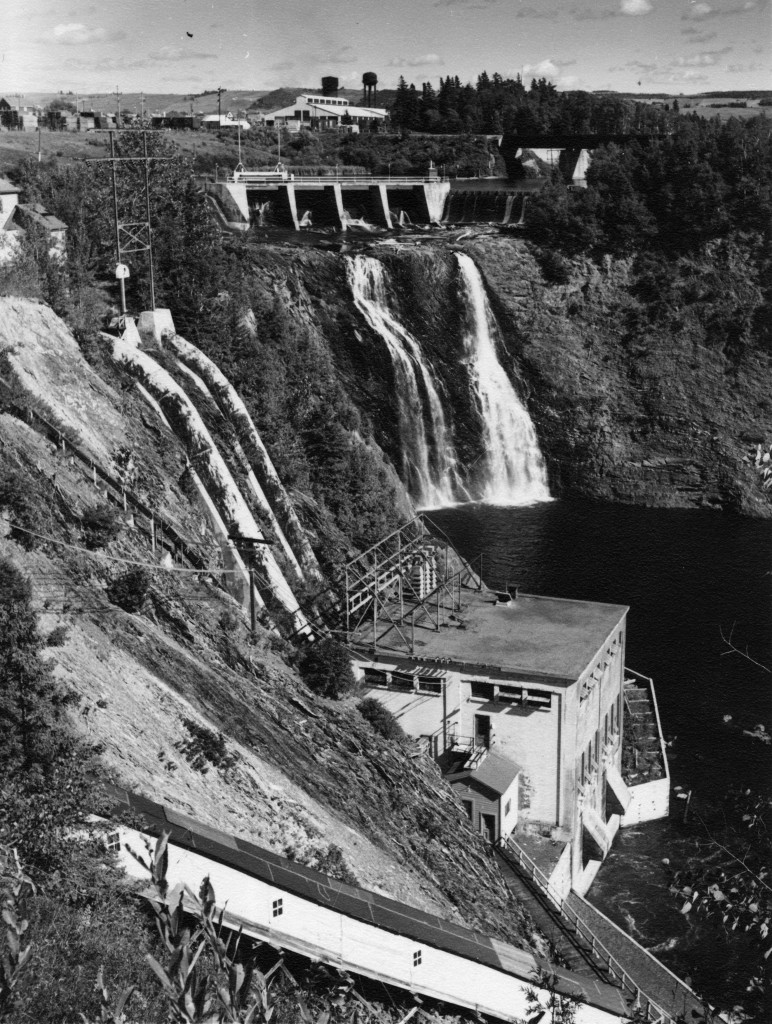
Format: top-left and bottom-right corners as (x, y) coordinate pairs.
(210, 173), (450, 229)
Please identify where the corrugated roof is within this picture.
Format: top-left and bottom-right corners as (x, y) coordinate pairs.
(446, 751), (522, 796)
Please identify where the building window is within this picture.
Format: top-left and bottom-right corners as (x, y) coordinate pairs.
(104, 831), (121, 853)
(363, 668), (387, 688)
(272, 898), (283, 918)
(524, 689), (551, 710)
(462, 800), (473, 820)
(417, 677), (442, 694)
(497, 684), (524, 704)
(390, 673), (415, 692)
(505, 799), (511, 817)
(470, 681), (494, 700)
(413, 949), (422, 967)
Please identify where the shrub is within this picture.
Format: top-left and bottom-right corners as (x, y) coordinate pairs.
(45, 625), (69, 647)
(297, 638), (356, 699)
(312, 844), (357, 886)
(175, 718), (239, 773)
(106, 567), (150, 613)
(218, 609), (239, 633)
(533, 247), (571, 285)
(82, 503), (122, 549)
(357, 698), (404, 741)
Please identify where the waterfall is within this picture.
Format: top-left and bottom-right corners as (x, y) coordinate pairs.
(341, 210), (376, 232)
(299, 210), (312, 228)
(455, 252), (551, 505)
(346, 255), (465, 507)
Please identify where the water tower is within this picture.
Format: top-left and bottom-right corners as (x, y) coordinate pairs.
(363, 72), (378, 106)
(321, 76), (339, 97)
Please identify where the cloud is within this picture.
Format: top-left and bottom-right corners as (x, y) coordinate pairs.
(515, 6), (560, 17)
(620, 0), (652, 14)
(433, 0), (499, 7)
(673, 46), (732, 65)
(727, 61), (761, 71)
(680, 27), (718, 40)
(148, 45), (217, 62)
(522, 58), (578, 87)
(268, 60), (296, 72)
(389, 53), (444, 67)
(572, 7), (618, 20)
(682, 0), (767, 19)
(53, 22), (125, 45)
(313, 45), (357, 65)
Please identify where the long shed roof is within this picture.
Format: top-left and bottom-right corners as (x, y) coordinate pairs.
(105, 784), (628, 1018)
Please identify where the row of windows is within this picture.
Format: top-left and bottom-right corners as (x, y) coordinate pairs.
(580, 635), (622, 703)
(579, 695), (623, 785)
(469, 681), (552, 711)
(363, 669), (443, 695)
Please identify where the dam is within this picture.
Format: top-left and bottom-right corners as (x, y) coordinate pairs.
(205, 168), (542, 230)
(206, 169), (452, 230)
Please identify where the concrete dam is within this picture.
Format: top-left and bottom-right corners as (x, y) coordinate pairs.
(206, 172), (534, 230)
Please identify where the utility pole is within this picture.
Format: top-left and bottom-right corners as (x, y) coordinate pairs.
(115, 86), (122, 126)
(217, 86), (225, 125)
(88, 129), (174, 317)
(140, 92), (145, 121)
(228, 532), (273, 635)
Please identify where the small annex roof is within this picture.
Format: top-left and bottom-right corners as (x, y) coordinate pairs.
(446, 751), (522, 797)
(20, 203), (67, 231)
(0, 177), (19, 195)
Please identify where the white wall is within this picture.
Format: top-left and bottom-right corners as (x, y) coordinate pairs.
(463, 683), (561, 825)
(112, 823), (625, 1024)
(622, 778), (670, 826)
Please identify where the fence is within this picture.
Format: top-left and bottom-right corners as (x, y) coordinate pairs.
(497, 834), (669, 1023)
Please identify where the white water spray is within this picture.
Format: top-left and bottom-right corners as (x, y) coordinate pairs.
(455, 252), (551, 505)
(346, 255), (465, 507)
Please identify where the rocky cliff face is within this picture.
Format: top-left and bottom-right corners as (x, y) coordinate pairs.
(0, 296), (538, 951)
(244, 234), (770, 517)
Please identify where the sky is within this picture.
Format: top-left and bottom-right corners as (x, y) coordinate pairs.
(0, 0), (769, 99)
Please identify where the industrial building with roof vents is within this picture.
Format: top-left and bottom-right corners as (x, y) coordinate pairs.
(347, 516), (670, 899)
(266, 76), (387, 131)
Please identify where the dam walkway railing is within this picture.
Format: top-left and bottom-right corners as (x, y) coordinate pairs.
(497, 835), (709, 1024)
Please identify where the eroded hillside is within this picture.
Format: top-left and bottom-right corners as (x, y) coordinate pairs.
(0, 296), (539, 951)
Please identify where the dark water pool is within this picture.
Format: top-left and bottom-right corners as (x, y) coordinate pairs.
(426, 498), (772, 1006)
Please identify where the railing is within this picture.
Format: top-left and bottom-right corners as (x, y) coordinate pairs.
(497, 835), (671, 1023)
(216, 169), (448, 186)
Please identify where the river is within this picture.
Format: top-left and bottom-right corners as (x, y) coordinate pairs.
(426, 498), (772, 1009)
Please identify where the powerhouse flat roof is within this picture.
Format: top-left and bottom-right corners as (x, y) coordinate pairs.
(355, 587), (628, 684)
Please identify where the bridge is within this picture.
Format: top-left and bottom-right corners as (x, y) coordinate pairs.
(499, 132), (661, 180)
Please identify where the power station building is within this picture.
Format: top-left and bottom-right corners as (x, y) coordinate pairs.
(266, 76), (387, 131)
(346, 517), (668, 897)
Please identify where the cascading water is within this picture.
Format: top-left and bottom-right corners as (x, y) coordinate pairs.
(346, 255), (466, 507)
(455, 252), (551, 505)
